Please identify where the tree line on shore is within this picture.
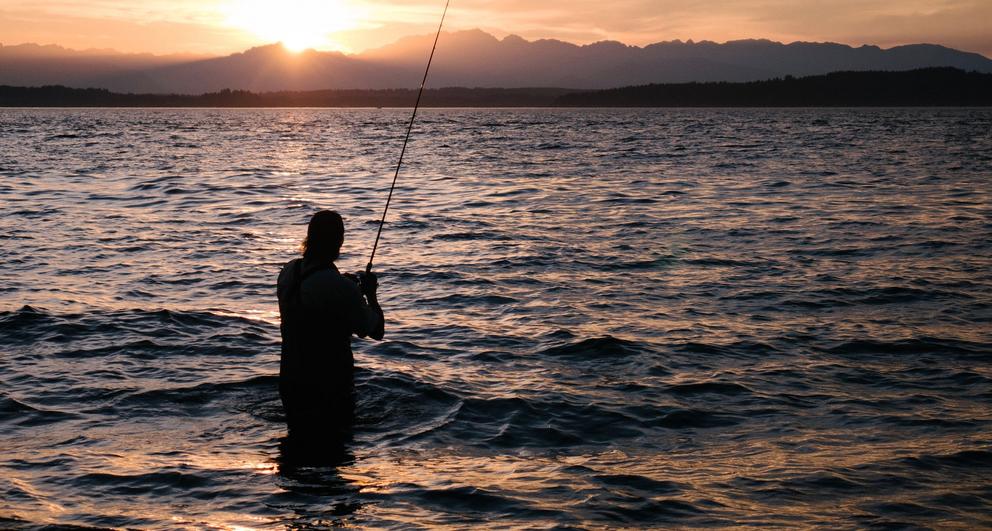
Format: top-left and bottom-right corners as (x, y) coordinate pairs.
(2, 68), (989, 107)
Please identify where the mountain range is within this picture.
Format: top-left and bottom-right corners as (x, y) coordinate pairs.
(3, 29), (991, 93)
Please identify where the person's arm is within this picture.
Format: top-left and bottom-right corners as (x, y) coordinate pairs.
(361, 272), (385, 340)
(342, 271), (384, 339)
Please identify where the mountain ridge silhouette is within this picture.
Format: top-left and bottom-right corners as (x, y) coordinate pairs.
(2, 30), (990, 93)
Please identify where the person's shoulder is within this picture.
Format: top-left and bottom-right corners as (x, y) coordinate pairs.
(279, 258), (302, 274)
(306, 265), (346, 286)
(277, 258), (302, 284)
(307, 265), (360, 294)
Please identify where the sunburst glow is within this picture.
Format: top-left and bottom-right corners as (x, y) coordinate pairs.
(224, 0), (363, 52)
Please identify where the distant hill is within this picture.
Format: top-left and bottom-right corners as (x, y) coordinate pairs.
(3, 31), (992, 93)
(4, 32), (990, 94)
(0, 43), (204, 88)
(364, 30), (992, 89)
(557, 68), (992, 107)
(3, 68), (989, 107)
(4, 32), (992, 94)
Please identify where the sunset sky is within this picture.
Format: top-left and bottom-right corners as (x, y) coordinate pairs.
(1, 0), (990, 57)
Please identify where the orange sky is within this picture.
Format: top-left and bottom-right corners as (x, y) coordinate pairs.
(1, 0), (990, 57)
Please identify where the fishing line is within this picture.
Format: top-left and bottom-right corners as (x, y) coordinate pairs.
(366, 0), (451, 274)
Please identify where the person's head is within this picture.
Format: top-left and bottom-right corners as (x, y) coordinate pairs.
(302, 210), (344, 262)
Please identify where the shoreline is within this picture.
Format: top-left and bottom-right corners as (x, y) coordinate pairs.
(3, 68), (991, 108)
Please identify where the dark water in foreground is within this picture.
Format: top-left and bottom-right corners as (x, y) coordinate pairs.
(1, 108), (991, 529)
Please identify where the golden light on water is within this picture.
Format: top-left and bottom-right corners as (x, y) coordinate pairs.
(3, 106), (990, 529)
(222, 0), (365, 52)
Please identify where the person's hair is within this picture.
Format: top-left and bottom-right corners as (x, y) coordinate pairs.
(301, 210), (344, 262)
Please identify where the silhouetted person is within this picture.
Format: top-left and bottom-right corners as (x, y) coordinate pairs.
(277, 210), (384, 438)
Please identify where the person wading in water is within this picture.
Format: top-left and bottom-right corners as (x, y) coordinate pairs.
(277, 210), (384, 438)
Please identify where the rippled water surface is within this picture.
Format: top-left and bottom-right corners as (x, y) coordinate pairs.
(2, 108), (992, 529)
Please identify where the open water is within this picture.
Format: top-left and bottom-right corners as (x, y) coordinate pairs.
(1, 108), (991, 529)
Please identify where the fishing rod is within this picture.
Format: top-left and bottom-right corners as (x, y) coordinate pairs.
(366, 0), (451, 275)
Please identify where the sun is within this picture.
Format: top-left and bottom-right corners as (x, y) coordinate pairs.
(224, 0), (363, 52)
